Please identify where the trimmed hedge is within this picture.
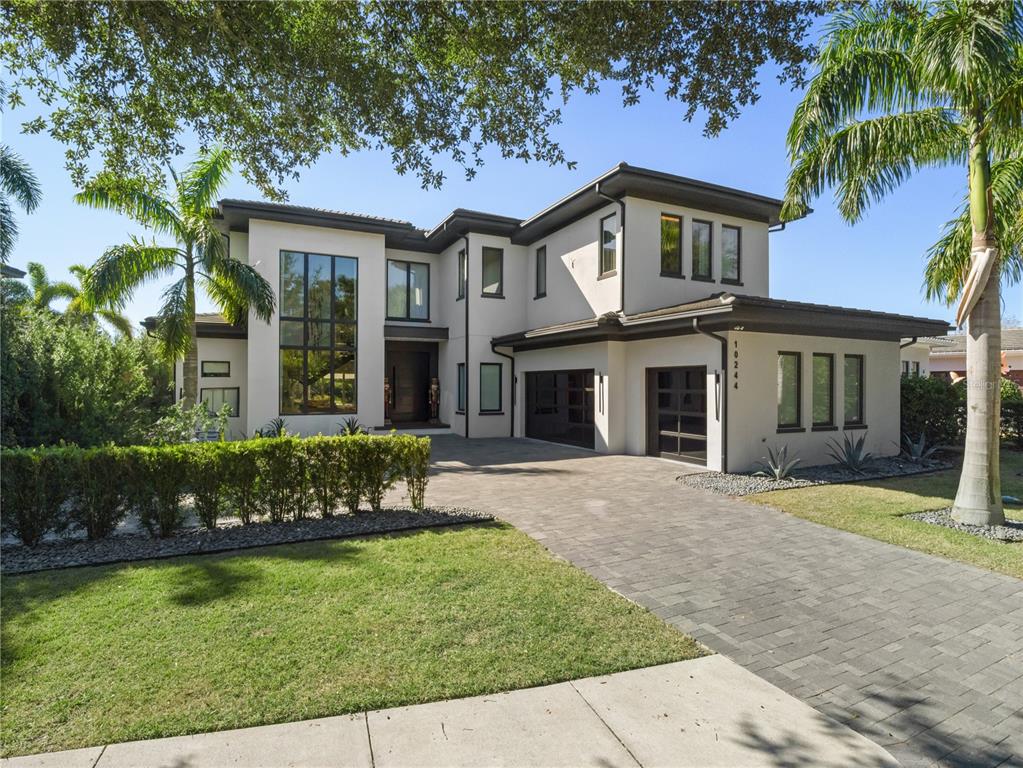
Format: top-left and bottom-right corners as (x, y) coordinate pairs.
(0, 434), (431, 546)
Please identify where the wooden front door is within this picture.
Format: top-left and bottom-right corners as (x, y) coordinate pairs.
(388, 351), (431, 422)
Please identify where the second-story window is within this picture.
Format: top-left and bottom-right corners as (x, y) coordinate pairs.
(722, 225), (741, 284)
(386, 259), (429, 320)
(535, 245), (547, 298)
(457, 249), (466, 300)
(482, 246), (503, 296)
(660, 214), (682, 276)
(600, 213), (617, 276)
(692, 220), (712, 280)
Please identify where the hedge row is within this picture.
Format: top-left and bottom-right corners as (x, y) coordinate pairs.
(901, 376), (1023, 448)
(0, 434), (431, 546)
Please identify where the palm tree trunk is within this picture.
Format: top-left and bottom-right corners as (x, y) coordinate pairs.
(952, 119), (1003, 526)
(181, 254), (199, 408)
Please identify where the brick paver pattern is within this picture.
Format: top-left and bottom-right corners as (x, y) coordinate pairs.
(415, 437), (1023, 768)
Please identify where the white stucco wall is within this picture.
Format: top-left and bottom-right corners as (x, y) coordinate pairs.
(727, 331), (901, 472)
(623, 197), (770, 315)
(174, 337), (248, 439)
(899, 343), (931, 377)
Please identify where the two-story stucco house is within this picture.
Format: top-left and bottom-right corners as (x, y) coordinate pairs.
(163, 163), (949, 472)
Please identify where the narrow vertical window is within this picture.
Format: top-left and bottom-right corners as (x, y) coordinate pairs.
(777, 352), (801, 429)
(386, 259), (429, 320)
(812, 353), (834, 427)
(721, 225), (741, 284)
(660, 214), (682, 276)
(482, 247), (503, 296)
(692, 220), (712, 280)
(480, 363), (502, 413)
(912, 361), (920, 376)
(535, 245), (547, 298)
(844, 355), (865, 426)
(457, 363), (466, 412)
(457, 249), (466, 300)
(599, 212), (617, 275)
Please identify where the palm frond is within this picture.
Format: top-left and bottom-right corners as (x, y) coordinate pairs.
(0, 145), (42, 212)
(40, 280), (80, 307)
(84, 239), (182, 308)
(74, 172), (181, 238)
(784, 108), (965, 222)
(0, 195), (15, 261)
(96, 308), (136, 338)
(153, 277), (194, 360)
(178, 147), (232, 218)
(25, 262), (48, 297)
(203, 252), (276, 323)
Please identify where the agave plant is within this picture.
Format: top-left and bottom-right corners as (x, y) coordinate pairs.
(827, 432), (873, 474)
(337, 417), (367, 436)
(901, 432), (939, 464)
(255, 417), (288, 438)
(753, 445), (802, 481)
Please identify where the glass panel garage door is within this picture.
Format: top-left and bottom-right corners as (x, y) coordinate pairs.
(647, 367), (707, 464)
(525, 369), (595, 449)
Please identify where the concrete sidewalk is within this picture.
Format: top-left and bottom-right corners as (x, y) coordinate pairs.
(3, 656), (896, 768)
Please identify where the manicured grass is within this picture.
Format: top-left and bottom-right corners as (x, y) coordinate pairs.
(0, 523), (703, 757)
(748, 450), (1023, 579)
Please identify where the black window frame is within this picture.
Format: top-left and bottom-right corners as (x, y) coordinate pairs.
(691, 219), (713, 281)
(535, 245), (547, 299)
(811, 352), (835, 429)
(479, 362), (503, 414)
(200, 386), (240, 417)
(721, 224), (742, 285)
(481, 246), (504, 298)
(385, 258), (430, 322)
(599, 212), (617, 277)
(278, 249), (359, 416)
(844, 354), (866, 427)
(660, 213), (683, 278)
(777, 351), (802, 431)
(201, 360), (231, 378)
(456, 362), (466, 413)
(457, 248), (466, 300)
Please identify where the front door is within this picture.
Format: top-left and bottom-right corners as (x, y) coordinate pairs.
(647, 367), (707, 464)
(388, 351), (431, 423)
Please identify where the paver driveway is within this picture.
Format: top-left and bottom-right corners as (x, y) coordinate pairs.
(417, 436), (1023, 768)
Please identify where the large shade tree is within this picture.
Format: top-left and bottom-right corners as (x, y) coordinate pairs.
(783, 0), (1022, 526)
(77, 148), (275, 406)
(2, 1), (824, 198)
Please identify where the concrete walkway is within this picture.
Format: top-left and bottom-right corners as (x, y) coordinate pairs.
(417, 437), (1023, 768)
(1, 656), (896, 768)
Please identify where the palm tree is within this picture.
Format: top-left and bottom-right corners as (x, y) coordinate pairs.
(64, 265), (135, 337)
(76, 148), (275, 406)
(23, 261), (78, 312)
(783, 0), (1022, 527)
(0, 145), (42, 264)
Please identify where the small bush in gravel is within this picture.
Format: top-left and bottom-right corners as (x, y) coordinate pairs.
(128, 446), (189, 537)
(398, 435), (431, 510)
(0, 447), (71, 545)
(223, 441), (262, 524)
(306, 436), (343, 518)
(827, 432), (873, 474)
(70, 447), (129, 539)
(257, 437), (307, 522)
(357, 435), (399, 512)
(753, 445), (801, 481)
(188, 443), (229, 530)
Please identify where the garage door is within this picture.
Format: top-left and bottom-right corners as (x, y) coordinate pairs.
(525, 369), (595, 448)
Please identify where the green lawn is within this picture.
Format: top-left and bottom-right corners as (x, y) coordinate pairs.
(748, 450), (1023, 579)
(1, 523), (703, 757)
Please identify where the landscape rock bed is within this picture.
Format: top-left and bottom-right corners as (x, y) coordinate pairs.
(1, 507), (492, 575)
(680, 457), (952, 497)
(906, 509), (1023, 542)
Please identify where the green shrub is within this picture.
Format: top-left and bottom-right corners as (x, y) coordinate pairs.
(70, 447), (129, 539)
(188, 443), (229, 530)
(901, 376), (961, 445)
(222, 440), (262, 524)
(127, 445), (189, 537)
(0, 447), (71, 546)
(1004, 401), (1023, 449)
(358, 435), (399, 512)
(306, 436), (343, 518)
(336, 436), (364, 514)
(257, 437), (306, 522)
(396, 435), (431, 510)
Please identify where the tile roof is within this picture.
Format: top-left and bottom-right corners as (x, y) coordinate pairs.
(927, 328), (1023, 354)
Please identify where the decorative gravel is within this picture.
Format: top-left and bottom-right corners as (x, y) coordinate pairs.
(679, 457), (952, 497)
(0, 507), (491, 575)
(906, 508), (1023, 542)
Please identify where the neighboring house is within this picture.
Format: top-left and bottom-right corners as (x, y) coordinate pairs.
(160, 163), (949, 470)
(898, 338), (940, 378)
(1, 264), (26, 279)
(910, 329), (1023, 387)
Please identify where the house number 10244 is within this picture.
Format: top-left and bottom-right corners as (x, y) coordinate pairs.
(732, 340), (740, 390)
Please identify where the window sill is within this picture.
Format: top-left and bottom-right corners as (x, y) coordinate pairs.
(844, 423), (868, 430)
(812, 425), (838, 432)
(691, 275), (715, 283)
(597, 269), (618, 281)
(720, 279), (743, 287)
(481, 293), (505, 299)
(660, 272), (685, 280)
(534, 293), (546, 300)
(776, 426), (805, 434)
(385, 317), (431, 323)
(456, 296), (465, 302)
(479, 411), (505, 416)
(455, 410), (466, 415)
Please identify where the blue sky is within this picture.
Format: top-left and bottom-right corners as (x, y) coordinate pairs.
(3, 57), (1020, 329)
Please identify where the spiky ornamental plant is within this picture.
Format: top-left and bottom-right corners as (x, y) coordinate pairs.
(76, 148), (275, 406)
(783, 1), (1023, 526)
